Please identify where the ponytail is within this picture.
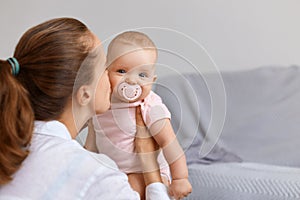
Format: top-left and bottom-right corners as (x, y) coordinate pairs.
(0, 60), (34, 185)
(0, 17), (97, 185)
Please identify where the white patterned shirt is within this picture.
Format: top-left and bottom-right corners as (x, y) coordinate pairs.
(0, 120), (170, 200)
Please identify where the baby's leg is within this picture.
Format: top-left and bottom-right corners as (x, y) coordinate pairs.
(161, 173), (171, 197)
(161, 174), (170, 187)
(128, 173), (146, 200)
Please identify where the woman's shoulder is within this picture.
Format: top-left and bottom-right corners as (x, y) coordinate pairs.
(31, 133), (119, 171)
(0, 134), (126, 199)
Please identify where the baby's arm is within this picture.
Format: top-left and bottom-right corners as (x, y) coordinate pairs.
(150, 119), (192, 199)
(84, 119), (99, 153)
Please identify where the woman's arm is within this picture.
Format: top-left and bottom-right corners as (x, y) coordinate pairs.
(135, 106), (162, 185)
(135, 106), (171, 199)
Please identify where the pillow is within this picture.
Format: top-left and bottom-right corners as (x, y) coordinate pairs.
(214, 66), (300, 167)
(154, 72), (242, 165)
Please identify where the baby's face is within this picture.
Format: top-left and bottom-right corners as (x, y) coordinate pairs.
(108, 49), (157, 103)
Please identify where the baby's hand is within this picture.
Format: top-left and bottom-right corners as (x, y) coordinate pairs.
(169, 178), (192, 199)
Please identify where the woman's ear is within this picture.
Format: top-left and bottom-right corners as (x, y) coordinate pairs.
(76, 85), (92, 106)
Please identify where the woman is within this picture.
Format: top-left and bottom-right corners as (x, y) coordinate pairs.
(0, 17), (169, 199)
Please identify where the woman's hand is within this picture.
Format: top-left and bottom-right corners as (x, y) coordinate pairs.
(135, 106), (162, 186)
(135, 106), (159, 153)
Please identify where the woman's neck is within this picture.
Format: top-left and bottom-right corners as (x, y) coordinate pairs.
(59, 117), (78, 139)
(58, 104), (89, 139)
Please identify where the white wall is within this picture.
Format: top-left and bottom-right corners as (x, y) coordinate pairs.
(1, 0), (299, 72)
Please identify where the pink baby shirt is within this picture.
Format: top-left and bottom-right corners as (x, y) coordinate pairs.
(93, 91), (171, 176)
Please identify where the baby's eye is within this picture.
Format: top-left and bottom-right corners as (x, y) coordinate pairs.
(139, 72), (148, 78)
(117, 69), (126, 74)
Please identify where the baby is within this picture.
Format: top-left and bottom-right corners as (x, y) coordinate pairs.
(85, 31), (192, 199)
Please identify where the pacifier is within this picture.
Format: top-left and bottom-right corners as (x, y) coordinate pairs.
(117, 82), (142, 101)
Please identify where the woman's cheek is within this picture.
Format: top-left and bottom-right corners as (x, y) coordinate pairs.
(95, 74), (111, 114)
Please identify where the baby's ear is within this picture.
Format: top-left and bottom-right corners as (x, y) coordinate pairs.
(152, 75), (157, 82)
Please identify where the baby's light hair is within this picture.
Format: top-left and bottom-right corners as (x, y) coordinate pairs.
(107, 31), (157, 66)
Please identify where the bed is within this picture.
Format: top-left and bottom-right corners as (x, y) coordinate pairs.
(153, 65), (300, 200)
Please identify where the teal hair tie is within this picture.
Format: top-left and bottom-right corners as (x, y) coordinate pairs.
(7, 57), (20, 76)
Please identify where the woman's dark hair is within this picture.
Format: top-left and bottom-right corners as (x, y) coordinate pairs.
(0, 17), (97, 185)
